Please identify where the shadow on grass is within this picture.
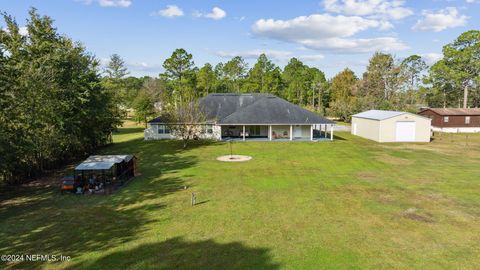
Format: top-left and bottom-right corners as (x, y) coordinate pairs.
(0, 136), (217, 269)
(66, 237), (280, 270)
(113, 127), (145, 136)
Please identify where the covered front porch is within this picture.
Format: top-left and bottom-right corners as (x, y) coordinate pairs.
(220, 124), (335, 141)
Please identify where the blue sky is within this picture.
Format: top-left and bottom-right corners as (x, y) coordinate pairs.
(1, 0), (479, 78)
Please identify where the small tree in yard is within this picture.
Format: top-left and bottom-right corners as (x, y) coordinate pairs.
(133, 91), (155, 128)
(161, 100), (206, 149)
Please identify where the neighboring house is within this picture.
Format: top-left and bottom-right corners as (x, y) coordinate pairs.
(144, 93), (335, 141)
(351, 110), (431, 143)
(418, 108), (480, 133)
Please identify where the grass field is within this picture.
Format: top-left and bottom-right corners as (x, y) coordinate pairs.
(1, 124), (479, 269)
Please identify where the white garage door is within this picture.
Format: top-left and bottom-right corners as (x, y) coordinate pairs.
(395, 122), (416, 142)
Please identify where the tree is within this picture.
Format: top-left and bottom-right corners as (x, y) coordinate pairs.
(401, 55), (427, 90)
(243, 54), (275, 93)
(400, 55), (428, 105)
(133, 91), (155, 128)
(161, 48), (196, 103)
(161, 100), (207, 149)
(426, 60), (462, 108)
(142, 78), (169, 112)
(328, 69), (359, 122)
(105, 54), (129, 79)
(282, 58), (307, 104)
(0, 9), (121, 184)
(359, 52), (406, 109)
(197, 63), (216, 96)
(441, 30), (480, 108)
(223, 56), (247, 93)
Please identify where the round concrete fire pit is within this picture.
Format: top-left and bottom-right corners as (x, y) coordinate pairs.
(216, 155), (252, 162)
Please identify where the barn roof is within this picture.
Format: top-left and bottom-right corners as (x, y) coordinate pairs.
(420, 108), (480, 116)
(352, 110), (407, 121)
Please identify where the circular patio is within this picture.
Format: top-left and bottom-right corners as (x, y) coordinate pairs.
(216, 155), (252, 162)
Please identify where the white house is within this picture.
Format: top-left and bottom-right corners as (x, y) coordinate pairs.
(144, 93), (336, 141)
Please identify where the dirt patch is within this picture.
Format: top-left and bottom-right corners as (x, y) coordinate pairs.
(356, 171), (380, 181)
(216, 155), (252, 162)
(402, 208), (435, 223)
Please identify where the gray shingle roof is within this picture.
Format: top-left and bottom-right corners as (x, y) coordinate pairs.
(149, 93), (334, 125)
(217, 95), (333, 124)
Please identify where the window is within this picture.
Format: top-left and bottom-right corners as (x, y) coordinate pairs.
(466, 116), (471, 124)
(157, 125), (164, 134)
(157, 125), (170, 134)
(444, 116), (449, 123)
(206, 125), (213, 134)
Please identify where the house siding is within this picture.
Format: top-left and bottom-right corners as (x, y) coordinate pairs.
(418, 109), (480, 128)
(144, 124), (221, 140)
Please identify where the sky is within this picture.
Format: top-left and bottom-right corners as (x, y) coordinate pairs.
(1, 0), (479, 78)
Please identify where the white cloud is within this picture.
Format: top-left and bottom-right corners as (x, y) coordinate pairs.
(206, 7), (227, 20)
(2, 26), (28, 36)
(412, 7), (468, 32)
(156, 5), (184, 18)
(466, 0), (477, 3)
(214, 49), (324, 62)
(127, 61), (163, 72)
(420, 53), (443, 65)
(323, 0), (413, 20)
(194, 7), (227, 20)
(78, 0), (131, 8)
(18, 26), (28, 36)
(252, 14), (408, 53)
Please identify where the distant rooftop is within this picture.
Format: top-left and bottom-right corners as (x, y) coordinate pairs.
(421, 108), (480, 116)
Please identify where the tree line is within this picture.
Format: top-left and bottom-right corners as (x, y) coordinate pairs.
(0, 9), (121, 184)
(124, 31), (479, 125)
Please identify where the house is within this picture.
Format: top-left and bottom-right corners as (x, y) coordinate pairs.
(351, 110), (431, 142)
(418, 108), (480, 133)
(144, 93), (335, 141)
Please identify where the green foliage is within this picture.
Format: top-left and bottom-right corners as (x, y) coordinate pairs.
(105, 53), (129, 79)
(427, 30), (480, 108)
(223, 56), (247, 93)
(196, 63), (216, 96)
(0, 9), (121, 183)
(328, 69), (359, 121)
(161, 48), (197, 103)
(133, 91), (155, 128)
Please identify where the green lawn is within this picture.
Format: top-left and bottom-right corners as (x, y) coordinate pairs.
(1, 126), (479, 269)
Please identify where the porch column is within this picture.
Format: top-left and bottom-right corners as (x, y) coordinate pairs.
(310, 125), (314, 141)
(243, 125), (246, 141)
(330, 125), (334, 141)
(290, 125), (293, 141)
(268, 125), (272, 141)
